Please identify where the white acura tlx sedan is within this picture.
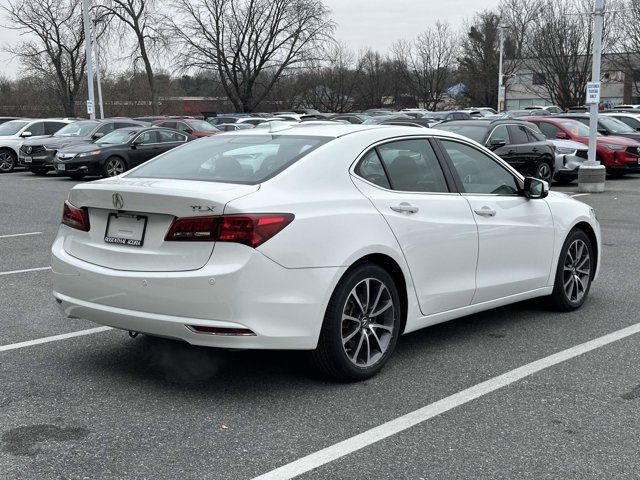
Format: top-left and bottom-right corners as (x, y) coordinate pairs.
(52, 123), (601, 381)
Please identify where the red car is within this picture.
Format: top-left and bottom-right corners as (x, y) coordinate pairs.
(528, 117), (640, 175)
(152, 118), (220, 138)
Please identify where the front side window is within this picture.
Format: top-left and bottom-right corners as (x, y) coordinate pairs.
(441, 140), (519, 195)
(376, 139), (449, 193)
(525, 127), (546, 142)
(127, 135), (329, 184)
(508, 125), (530, 144)
(354, 150), (390, 189)
(134, 131), (158, 145)
(26, 122), (46, 136)
(96, 123), (116, 136)
(97, 130), (137, 145)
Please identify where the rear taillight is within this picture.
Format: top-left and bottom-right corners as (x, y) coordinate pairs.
(62, 200), (90, 232)
(164, 214), (294, 247)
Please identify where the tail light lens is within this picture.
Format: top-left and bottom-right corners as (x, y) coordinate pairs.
(164, 214), (294, 248)
(62, 200), (90, 232)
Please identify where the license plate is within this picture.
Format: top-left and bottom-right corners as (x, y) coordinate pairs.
(23, 156), (32, 163)
(56, 164), (65, 171)
(104, 213), (148, 247)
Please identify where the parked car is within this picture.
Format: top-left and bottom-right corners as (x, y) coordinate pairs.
(0, 118), (73, 173)
(556, 113), (640, 143)
(153, 118), (220, 137)
(207, 115), (247, 125)
(548, 138), (589, 184)
(613, 104), (640, 110)
(19, 118), (147, 175)
(53, 127), (195, 179)
(602, 111), (640, 131)
(52, 123), (600, 381)
(527, 117), (640, 176)
(524, 105), (563, 114)
(0, 117), (22, 125)
(498, 109), (551, 119)
(330, 114), (374, 124)
(428, 111), (473, 122)
(216, 123), (255, 132)
(433, 119), (556, 181)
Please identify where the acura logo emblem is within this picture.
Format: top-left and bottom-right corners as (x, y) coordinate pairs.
(112, 193), (124, 209)
(26, 146), (32, 154)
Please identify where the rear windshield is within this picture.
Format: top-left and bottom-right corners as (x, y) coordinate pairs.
(433, 124), (488, 143)
(126, 134), (330, 184)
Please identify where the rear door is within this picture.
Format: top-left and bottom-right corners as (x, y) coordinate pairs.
(130, 130), (161, 166)
(351, 137), (478, 315)
(438, 139), (554, 303)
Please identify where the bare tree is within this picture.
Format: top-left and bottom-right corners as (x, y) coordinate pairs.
(609, 0), (640, 98)
(392, 22), (458, 110)
(95, 0), (167, 114)
(520, 0), (595, 109)
(170, 0), (335, 112)
(2, 0), (86, 116)
(355, 49), (395, 109)
(296, 43), (361, 112)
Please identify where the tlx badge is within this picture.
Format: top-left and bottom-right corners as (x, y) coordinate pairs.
(190, 205), (216, 212)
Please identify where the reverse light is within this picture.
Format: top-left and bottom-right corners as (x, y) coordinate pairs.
(164, 214), (294, 247)
(62, 200), (90, 231)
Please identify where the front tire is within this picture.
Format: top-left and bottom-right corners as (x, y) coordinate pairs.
(312, 263), (402, 381)
(102, 156), (127, 178)
(550, 229), (594, 311)
(0, 149), (17, 173)
(31, 168), (50, 176)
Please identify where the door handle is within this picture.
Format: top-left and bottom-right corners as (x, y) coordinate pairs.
(532, 147), (539, 153)
(507, 149), (516, 154)
(474, 207), (496, 217)
(390, 202), (419, 214)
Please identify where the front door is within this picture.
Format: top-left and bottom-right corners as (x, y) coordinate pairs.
(438, 139), (555, 304)
(351, 138), (478, 316)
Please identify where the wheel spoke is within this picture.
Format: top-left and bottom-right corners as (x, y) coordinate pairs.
(351, 332), (365, 362)
(370, 283), (384, 315)
(363, 334), (371, 366)
(342, 314), (360, 324)
(370, 322), (393, 333)
(369, 327), (383, 352)
(349, 290), (365, 316)
(364, 279), (370, 311)
(342, 328), (359, 345)
(370, 300), (392, 318)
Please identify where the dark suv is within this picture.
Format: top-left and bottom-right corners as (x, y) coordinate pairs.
(433, 120), (556, 181)
(19, 118), (147, 175)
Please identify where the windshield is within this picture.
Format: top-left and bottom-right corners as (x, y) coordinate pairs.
(557, 119), (592, 137)
(54, 121), (99, 138)
(599, 116), (635, 133)
(96, 130), (137, 145)
(127, 135), (330, 184)
(190, 120), (219, 132)
(0, 120), (29, 136)
(432, 124), (488, 143)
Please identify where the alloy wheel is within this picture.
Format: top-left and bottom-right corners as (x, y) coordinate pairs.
(0, 152), (14, 172)
(106, 158), (125, 176)
(341, 278), (395, 367)
(562, 239), (591, 303)
(537, 163), (552, 182)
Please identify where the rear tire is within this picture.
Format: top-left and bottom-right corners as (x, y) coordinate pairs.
(535, 160), (553, 182)
(312, 263), (402, 382)
(549, 229), (594, 311)
(0, 149), (16, 173)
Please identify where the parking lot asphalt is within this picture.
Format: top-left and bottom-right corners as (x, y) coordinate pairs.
(1, 171), (639, 479)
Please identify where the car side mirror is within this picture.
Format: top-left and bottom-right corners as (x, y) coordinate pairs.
(597, 129), (608, 135)
(20, 131), (32, 138)
(555, 132), (568, 139)
(489, 139), (507, 149)
(523, 177), (549, 199)
(184, 129), (193, 135)
(92, 132), (104, 140)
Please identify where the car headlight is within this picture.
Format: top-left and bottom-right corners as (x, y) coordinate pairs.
(603, 143), (625, 151)
(556, 147), (577, 155)
(76, 150), (101, 157)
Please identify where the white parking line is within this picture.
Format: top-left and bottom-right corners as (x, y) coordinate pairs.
(0, 326), (113, 353)
(253, 321), (640, 480)
(572, 193), (591, 198)
(0, 231), (42, 239)
(0, 266), (51, 276)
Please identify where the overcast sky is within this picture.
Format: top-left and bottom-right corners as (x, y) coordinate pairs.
(0, 0), (501, 78)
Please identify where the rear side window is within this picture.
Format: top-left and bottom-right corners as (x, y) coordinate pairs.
(376, 139), (449, 193)
(158, 130), (187, 143)
(354, 150), (391, 189)
(127, 135), (329, 184)
(45, 122), (66, 135)
(536, 121), (563, 139)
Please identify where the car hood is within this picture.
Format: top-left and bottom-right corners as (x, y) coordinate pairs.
(59, 143), (116, 155)
(41, 136), (94, 149)
(595, 135), (640, 146)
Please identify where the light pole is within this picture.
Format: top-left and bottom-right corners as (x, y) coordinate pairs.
(587, 0), (605, 164)
(92, 18), (105, 119)
(81, 0), (95, 119)
(497, 24), (508, 112)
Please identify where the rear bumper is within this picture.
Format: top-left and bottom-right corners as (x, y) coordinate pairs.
(51, 236), (344, 350)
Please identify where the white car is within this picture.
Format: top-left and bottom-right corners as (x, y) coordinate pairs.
(0, 118), (74, 173)
(548, 138), (589, 184)
(52, 124), (601, 381)
(601, 111), (640, 131)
